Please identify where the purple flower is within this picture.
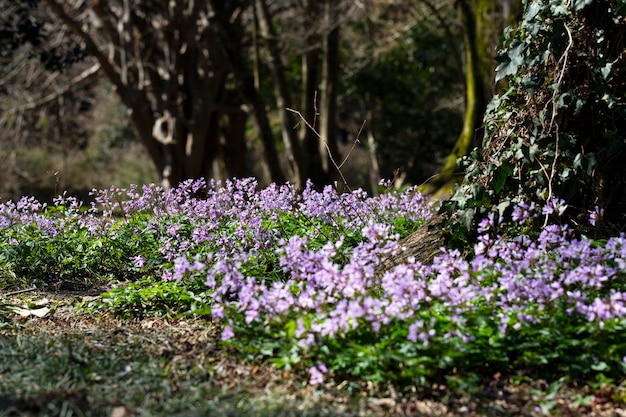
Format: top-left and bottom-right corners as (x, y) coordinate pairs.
(221, 325), (235, 341)
(590, 205), (604, 226)
(309, 362), (328, 385)
(407, 320), (424, 343)
(130, 255), (145, 269)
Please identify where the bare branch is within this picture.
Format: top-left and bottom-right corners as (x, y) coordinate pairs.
(338, 119), (366, 169)
(287, 107), (353, 191)
(42, 0), (124, 92)
(18, 63), (101, 112)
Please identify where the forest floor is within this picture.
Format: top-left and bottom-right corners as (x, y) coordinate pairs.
(1, 291), (625, 417)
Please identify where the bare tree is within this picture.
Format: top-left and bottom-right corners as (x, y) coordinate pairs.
(0, 0), (97, 198)
(317, 0), (341, 182)
(41, 0), (279, 189)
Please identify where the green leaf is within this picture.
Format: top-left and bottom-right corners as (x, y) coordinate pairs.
(493, 162), (513, 193)
(496, 200), (511, 216)
(516, 142), (540, 163)
(573, 153), (597, 176)
(525, 1), (543, 22)
(573, 0), (593, 12)
(551, 1), (569, 15)
(495, 41), (525, 82)
(591, 361), (610, 372)
(458, 209), (475, 231)
(601, 62), (613, 79)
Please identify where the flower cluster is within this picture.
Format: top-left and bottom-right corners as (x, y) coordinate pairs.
(2, 179), (625, 386)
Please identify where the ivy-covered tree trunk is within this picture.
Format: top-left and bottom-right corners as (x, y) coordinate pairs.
(446, 0), (626, 238)
(385, 0), (626, 269)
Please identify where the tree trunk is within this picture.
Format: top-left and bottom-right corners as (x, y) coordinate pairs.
(422, 0), (486, 198)
(299, 0), (328, 187)
(254, 0), (303, 188)
(233, 71), (287, 184)
(366, 107), (382, 196)
(208, 0), (287, 184)
(318, 0), (341, 181)
(376, 213), (446, 274)
(224, 108), (248, 179)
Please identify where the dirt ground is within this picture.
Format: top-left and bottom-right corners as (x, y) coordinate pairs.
(1, 291), (625, 417)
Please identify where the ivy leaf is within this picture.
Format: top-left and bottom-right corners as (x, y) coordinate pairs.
(457, 209), (475, 231)
(575, 98), (585, 113)
(573, 0), (593, 12)
(601, 62), (613, 79)
(524, 1), (542, 23)
(516, 142), (540, 163)
(496, 40), (525, 82)
(496, 200), (511, 216)
(493, 162), (513, 193)
(573, 153), (597, 177)
(551, 1), (569, 15)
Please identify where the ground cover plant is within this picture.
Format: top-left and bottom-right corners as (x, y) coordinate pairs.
(1, 178), (626, 415)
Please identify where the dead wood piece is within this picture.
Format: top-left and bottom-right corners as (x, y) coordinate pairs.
(376, 214), (446, 274)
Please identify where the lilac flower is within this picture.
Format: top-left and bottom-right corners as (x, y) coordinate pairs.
(308, 362), (328, 385)
(221, 325), (235, 341)
(10, 176), (626, 388)
(171, 257), (191, 281)
(407, 320), (424, 343)
(590, 205), (604, 226)
(131, 255), (145, 269)
(378, 178), (393, 188)
(211, 303), (225, 319)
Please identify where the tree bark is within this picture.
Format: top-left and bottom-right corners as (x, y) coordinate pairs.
(299, 0), (329, 187)
(422, 0), (486, 198)
(318, 0), (341, 181)
(254, 0), (303, 188)
(376, 214), (446, 274)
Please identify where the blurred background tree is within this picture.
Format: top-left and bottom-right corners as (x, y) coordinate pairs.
(0, 0), (155, 201)
(1, 0), (522, 201)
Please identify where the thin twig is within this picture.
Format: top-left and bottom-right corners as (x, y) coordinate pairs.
(3, 286), (37, 297)
(286, 108), (319, 138)
(338, 119), (366, 169)
(543, 23), (573, 227)
(286, 107), (353, 191)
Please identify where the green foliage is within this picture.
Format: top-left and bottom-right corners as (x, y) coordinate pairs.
(221, 279), (626, 391)
(444, 0), (626, 239)
(4, 181), (626, 397)
(0, 208), (159, 289)
(93, 277), (212, 319)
